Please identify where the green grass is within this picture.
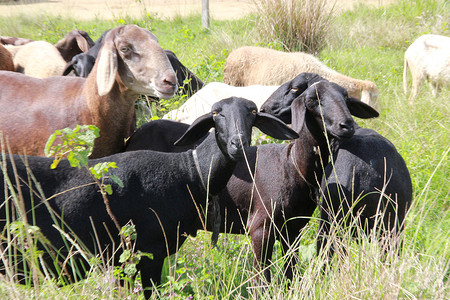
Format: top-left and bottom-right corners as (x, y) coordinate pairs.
(0, 0), (449, 298)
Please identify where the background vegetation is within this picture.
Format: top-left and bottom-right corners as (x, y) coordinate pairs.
(0, 0), (448, 298)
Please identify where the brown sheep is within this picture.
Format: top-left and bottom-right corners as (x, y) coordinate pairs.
(54, 29), (95, 62)
(224, 46), (379, 106)
(0, 24), (177, 158)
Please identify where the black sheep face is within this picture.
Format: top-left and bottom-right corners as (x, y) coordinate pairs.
(292, 81), (356, 140)
(260, 72), (325, 123)
(211, 97), (257, 161)
(174, 97), (298, 162)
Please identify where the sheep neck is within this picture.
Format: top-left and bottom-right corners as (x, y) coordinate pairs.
(290, 115), (331, 188)
(83, 64), (138, 158)
(193, 132), (237, 196)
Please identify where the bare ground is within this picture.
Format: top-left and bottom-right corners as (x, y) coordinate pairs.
(0, 0), (397, 21)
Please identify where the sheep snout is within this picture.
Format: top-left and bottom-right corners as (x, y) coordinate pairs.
(155, 70), (178, 99)
(227, 134), (248, 160)
(337, 120), (355, 138)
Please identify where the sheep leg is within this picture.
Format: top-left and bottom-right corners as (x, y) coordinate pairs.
(409, 74), (423, 103)
(316, 209), (333, 259)
(250, 223), (275, 284)
(279, 234), (296, 282)
(139, 256), (164, 299)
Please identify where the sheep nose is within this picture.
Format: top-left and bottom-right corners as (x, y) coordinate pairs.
(163, 71), (177, 88)
(339, 120), (355, 136)
(230, 135), (245, 151)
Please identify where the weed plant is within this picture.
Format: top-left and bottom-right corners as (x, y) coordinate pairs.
(0, 0), (448, 298)
(252, 0), (334, 52)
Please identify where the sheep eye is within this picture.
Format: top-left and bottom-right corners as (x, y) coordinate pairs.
(290, 88), (299, 93)
(251, 109), (257, 115)
(306, 98), (315, 106)
(212, 111), (218, 116)
(120, 46), (129, 53)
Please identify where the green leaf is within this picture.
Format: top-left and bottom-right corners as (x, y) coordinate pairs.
(120, 224), (136, 238)
(123, 263), (137, 277)
(45, 125), (100, 169)
(119, 250), (131, 263)
(138, 251), (154, 260)
(104, 184), (113, 195)
(110, 174), (124, 188)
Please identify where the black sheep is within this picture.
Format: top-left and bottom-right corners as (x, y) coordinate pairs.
(0, 97), (298, 298)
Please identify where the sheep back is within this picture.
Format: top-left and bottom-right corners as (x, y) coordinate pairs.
(319, 127), (412, 242)
(13, 41), (67, 78)
(224, 46), (378, 106)
(163, 82), (279, 123)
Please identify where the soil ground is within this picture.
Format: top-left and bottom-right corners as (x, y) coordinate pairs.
(0, 0), (397, 21)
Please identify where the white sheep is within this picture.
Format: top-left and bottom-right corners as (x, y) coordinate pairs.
(403, 34), (450, 102)
(6, 40), (67, 78)
(223, 46), (379, 106)
(163, 82), (279, 123)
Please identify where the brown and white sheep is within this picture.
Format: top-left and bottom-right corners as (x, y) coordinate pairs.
(0, 24), (177, 158)
(403, 34), (450, 102)
(0, 44), (14, 71)
(223, 46), (379, 106)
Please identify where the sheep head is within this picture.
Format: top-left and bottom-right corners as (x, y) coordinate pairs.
(290, 81), (379, 140)
(96, 25), (178, 98)
(174, 97), (298, 161)
(261, 72), (325, 124)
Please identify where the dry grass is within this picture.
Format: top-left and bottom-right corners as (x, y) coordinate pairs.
(252, 0), (334, 52)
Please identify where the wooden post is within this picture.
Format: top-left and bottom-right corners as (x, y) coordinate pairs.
(202, 0), (210, 29)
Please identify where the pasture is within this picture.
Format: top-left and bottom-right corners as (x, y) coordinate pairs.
(0, 0), (448, 298)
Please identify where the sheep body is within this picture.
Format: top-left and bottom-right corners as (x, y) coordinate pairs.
(8, 41), (67, 78)
(224, 46), (378, 106)
(258, 72), (411, 258)
(317, 126), (413, 256)
(163, 82), (279, 123)
(0, 97), (297, 298)
(0, 25), (177, 158)
(0, 44), (14, 71)
(403, 34), (450, 101)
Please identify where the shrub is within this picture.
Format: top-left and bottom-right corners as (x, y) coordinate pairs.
(252, 0), (334, 52)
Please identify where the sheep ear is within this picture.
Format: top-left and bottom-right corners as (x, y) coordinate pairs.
(290, 96), (307, 133)
(62, 61), (74, 76)
(174, 113), (214, 146)
(75, 35), (91, 53)
(254, 112), (299, 140)
(346, 97), (379, 119)
(96, 39), (118, 96)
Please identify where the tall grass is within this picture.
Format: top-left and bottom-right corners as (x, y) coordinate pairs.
(0, 0), (448, 298)
(252, 0), (334, 52)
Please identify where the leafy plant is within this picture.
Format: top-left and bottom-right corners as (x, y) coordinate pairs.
(44, 124), (151, 294)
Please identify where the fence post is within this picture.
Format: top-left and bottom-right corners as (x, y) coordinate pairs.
(202, 0), (210, 28)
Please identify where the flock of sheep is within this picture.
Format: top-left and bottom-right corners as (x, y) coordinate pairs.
(0, 23), (448, 297)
